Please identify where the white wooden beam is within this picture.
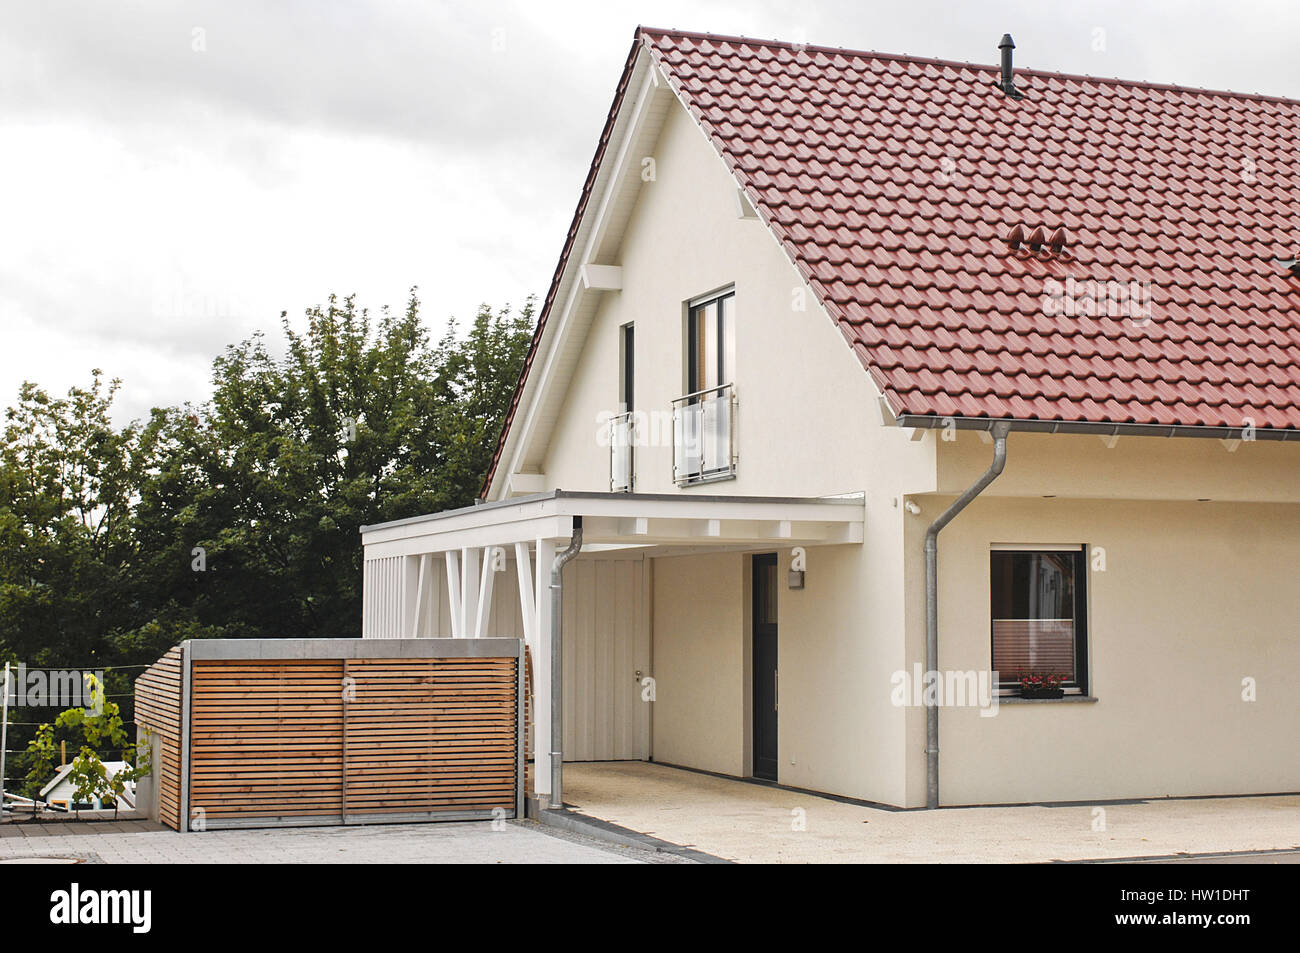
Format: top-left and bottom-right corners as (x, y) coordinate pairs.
(514, 543), (536, 648)
(444, 551), (462, 638)
(411, 554), (428, 638)
(580, 263), (623, 291)
(473, 548), (496, 639)
(507, 472), (546, 496)
(460, 547), (480, 640)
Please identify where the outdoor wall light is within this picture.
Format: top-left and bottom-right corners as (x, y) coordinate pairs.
(788, 570), (806, 590)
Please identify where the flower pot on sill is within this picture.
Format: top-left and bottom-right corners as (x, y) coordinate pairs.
(1019, 687), (1065, 699)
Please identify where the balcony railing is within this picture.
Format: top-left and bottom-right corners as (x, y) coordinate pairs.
(609, 411), (635, 492)
(672, 383), (737, 485)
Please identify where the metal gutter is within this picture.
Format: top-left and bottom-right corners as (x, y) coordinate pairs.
(897, 414), (1300, 442)
(923, 421), (1011, 810)
(549, 518), (584, 808)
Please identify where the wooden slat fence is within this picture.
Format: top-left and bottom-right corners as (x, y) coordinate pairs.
(134, 639), (522, 831)
(133, 646), (183, 830)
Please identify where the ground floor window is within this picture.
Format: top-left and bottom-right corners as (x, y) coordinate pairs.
(990, 548), (1088, 694)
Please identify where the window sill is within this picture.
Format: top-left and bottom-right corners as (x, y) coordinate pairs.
(999, 695), (1099, 705)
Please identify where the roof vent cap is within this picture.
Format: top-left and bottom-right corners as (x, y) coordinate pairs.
(996, 33), (1024, 99)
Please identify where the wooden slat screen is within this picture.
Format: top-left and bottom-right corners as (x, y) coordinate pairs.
(344, 657), (518, 817)
(133, 647), (183, 830)
(183, 653), (518, 826)
(190, 660), (346, 822)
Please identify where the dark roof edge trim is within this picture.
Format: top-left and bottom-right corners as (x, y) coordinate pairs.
(895, 414), (1300, 442)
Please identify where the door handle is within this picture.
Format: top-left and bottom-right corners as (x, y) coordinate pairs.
(774, 670), (778, 713)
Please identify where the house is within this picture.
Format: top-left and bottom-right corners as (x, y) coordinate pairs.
(40, 761), (136, 812)
(359, 28), (1300, 810)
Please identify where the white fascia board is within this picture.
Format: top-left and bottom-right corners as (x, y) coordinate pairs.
(363, 492), (865, 556)
(491, 48), (663, 501)
(363, 514), (575, 560)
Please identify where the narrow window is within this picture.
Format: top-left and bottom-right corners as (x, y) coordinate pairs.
(687, 290), (734, 393)
(610, 323), (635, 491)
(991, 548), (1089, 694)
(620, 323), (634, 412)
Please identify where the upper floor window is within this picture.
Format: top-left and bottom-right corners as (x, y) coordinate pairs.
(674, 289), (737, 485)
(688, 289), (734, 393)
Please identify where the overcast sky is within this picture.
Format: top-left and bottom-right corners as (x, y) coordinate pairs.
(4, 0), (1298, 424)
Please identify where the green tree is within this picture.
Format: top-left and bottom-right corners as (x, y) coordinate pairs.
(0, 292), (536, 669)
(0, 371), (145, 667)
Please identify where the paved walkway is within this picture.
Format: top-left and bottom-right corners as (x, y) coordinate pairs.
(0, 818), (660, 864)
(564, 762), (1300, 864)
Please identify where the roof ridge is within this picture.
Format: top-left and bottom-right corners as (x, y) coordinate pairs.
(635, 25), (1300, 108)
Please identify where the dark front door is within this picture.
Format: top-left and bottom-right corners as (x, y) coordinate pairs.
(752, 553), (778, 781)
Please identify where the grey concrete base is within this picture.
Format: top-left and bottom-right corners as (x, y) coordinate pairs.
(527, 796), (730, 863)
(199, 809), (513, 831)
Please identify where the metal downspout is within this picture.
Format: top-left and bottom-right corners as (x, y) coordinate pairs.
(549, 518), (583, 808)
(924, 421), (1011, 809)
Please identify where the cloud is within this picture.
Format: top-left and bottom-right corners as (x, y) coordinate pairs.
(3, 0), (1298, 426)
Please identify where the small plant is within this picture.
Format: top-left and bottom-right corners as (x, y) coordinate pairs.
(21, 724), (58, 800)
(68, 747), (110, 817)
(1018, 673), (1067, 697)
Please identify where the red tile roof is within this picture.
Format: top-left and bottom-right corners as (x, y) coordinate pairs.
(641, 28), (1300, 434)
(486, 28), (1300, 492)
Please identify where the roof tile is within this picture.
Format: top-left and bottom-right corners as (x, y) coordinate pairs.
(640, 28), (1300, 432)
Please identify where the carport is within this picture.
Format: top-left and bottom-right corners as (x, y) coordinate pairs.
(359, 490), (865, 808)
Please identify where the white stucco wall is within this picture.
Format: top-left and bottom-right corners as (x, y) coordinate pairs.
(479, 87), (1300, 807)
(538, 97), (933, 500)
(905, 489), (1300, 806)
(651, 551), (747, 775)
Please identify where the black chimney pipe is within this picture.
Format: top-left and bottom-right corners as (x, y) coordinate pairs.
(997, 33), (1023, 98)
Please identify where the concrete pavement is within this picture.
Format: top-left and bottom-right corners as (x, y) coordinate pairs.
(563, 762), (1300, 864)
(0, 817), (676, 864)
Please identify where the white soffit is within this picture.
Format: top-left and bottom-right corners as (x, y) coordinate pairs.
(491, 46), (675, 500)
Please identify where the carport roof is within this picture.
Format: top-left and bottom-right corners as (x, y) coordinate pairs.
(360, 490), (864, 557)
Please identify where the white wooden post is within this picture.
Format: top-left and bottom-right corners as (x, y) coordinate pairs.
(474, 548), (497, 638)
(411, 554), (428, 638)
(460, 547), (479, 640)
(514, 542), (536, 650)
(444, 550), (462, 638)
(533, 538), (556, 797)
